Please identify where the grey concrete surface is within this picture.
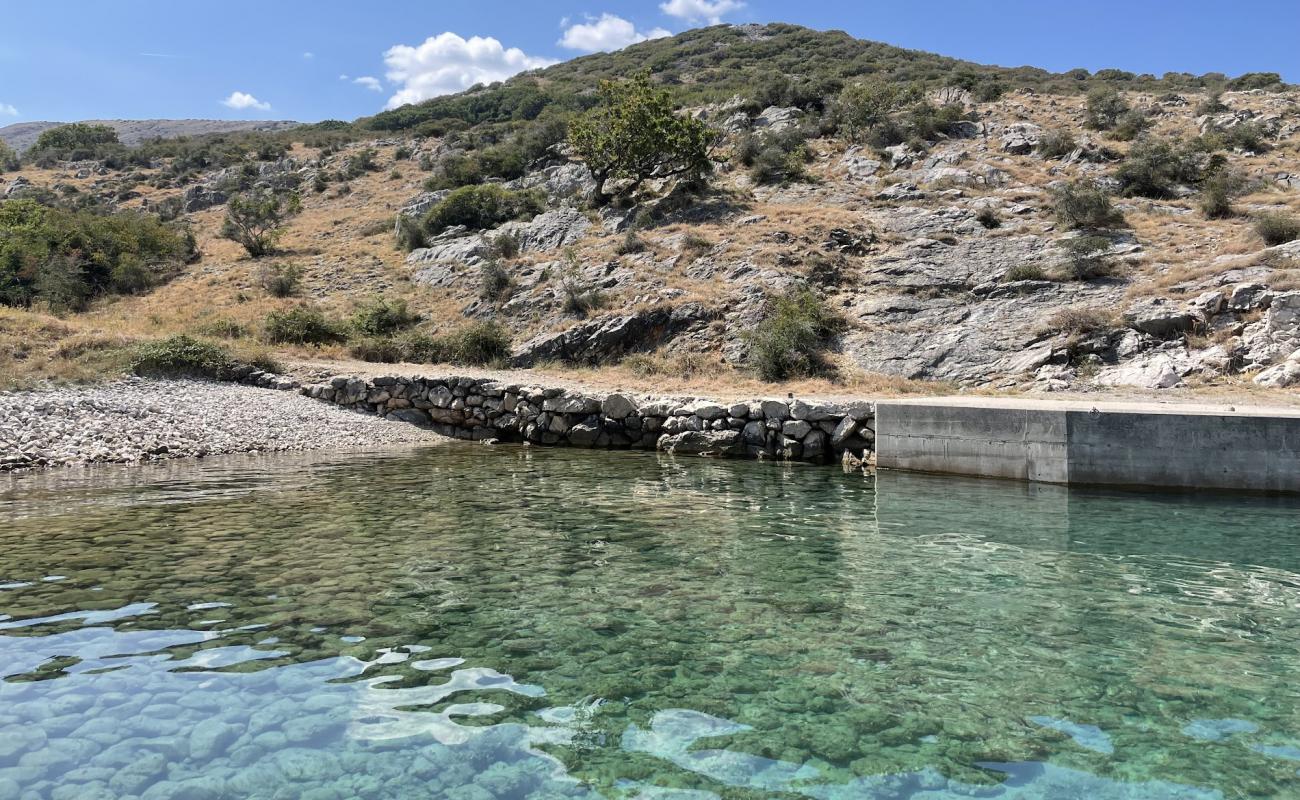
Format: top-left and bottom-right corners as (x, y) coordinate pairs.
(875, 399), (1300, 492)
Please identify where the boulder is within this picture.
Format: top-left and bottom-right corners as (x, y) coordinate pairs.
(182, 185), (228, 213)
(1094, 353), (1184, 389)
(1000, 123), (1043, 154)
(1124, 297), (1198, 339)
(1254, 351), (1300, 388)
(602, 394), (638, 420)
(752, 106), (803, 133)
(657, 430), (742, 456)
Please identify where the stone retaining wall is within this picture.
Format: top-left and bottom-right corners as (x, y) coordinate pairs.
(301, 375), (875, 463)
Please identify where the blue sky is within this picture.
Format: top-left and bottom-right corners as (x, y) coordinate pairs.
(2, 1), (1297, 123)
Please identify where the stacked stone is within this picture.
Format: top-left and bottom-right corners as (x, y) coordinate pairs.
(302, 376), (875, 463)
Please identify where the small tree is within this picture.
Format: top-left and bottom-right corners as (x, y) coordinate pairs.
(837, 80), (921, 143)
(1052, 180), (1124, 230)
(221, 190), (301, 257)
(32, 123), (120, 154)
(0, 141), (19, 173)
(568, 72), (713, 204)
(1085, 86), (1129, 131)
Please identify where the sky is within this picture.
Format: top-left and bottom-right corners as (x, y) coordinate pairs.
(2, 0), (1298, 124)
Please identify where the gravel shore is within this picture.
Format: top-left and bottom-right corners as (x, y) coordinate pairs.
(0, 379), (448, 472)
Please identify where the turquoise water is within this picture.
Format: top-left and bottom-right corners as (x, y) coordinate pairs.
(1, 446), (1299, 799)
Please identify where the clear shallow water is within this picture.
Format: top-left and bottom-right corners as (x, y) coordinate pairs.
(1, 447), (1299, 800)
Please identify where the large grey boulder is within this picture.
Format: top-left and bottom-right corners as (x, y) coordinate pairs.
(1093, 352), (1185, 389)
(1254, 350), (1300, 388)
(658, 430), (742, 456)
(1000, 123), (1043, 155)
(752, 106), (803, 133)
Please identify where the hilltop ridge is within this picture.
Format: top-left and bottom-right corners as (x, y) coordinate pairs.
(0, 119), (301, 152)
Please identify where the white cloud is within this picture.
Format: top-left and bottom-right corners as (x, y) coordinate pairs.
(0, 103), (17, 116)
(302, 51), (315, 60)
(353, 76), (384, 92)
(659, 0), (745, 24)
(382, 32), (557, 109)
(221, 91), (271, 111)
(559, 13), (670, 53)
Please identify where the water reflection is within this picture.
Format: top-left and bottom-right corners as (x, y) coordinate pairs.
(1, 446), (1298, 798)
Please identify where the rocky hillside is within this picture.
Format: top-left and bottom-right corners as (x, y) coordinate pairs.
(3, 24), (1299, 397)
(0, 119), (300, 152)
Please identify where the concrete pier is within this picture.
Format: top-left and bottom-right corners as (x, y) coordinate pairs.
(875, 398), (1300, 493)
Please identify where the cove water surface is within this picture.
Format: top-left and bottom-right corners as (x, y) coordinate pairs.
(2, 446), (1299, 800)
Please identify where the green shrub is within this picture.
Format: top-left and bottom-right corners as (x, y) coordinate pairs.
(1058, 236), (1119, 280)
(1036, 128), (1077, 158)
(193, 319), (248, 339)
(343, 147), (379, 178)
(422, 184), (544, 234)
(1206, 121), (1271, 153)
(1004, 263), (1045, 281)
(447, 321), (512, 365)
(131, 335), (234, 379)
(1227, 72), (1284, 91)
(257, 263), (301, 297)
(0, 142), (19, 173)
(1114, 138), (1202, 198)
(906, 102), (972, 141)
(221, 190), (302, 257)
(743, 287), (843, 381)
(395, 215), (426, 252)
(1051, 180), (1124, 230)
(975, 207), (1002, 229)
(747, 129), (814, 185)
(485, 232), (520, 260)
(108, 256), (156, 295)
(1256, 213), (1300, 246)
(1110, 109), (1152, 141)
(263, 306), (347, 345)
(1199, 168), (1246, 219)
(560, 266), (606, 316)
(0, 198), (193, 308)
(615, 231), (647, 255)
(837, 80), (921, 143)
(29, 123), (122, 161)
(479, 260), (513, 301)
(1196, 92), (1228, 115)
(351, 297), (416, 336)
(1085, 86), (1129, 130)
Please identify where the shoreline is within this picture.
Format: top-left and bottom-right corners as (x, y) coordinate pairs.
(0, 378), (448, 473)
(5, 374), (1299, 493)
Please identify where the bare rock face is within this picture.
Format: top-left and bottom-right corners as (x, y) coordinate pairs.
(510, 304), (712, 367)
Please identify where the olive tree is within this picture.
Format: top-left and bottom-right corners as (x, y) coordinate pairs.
(221, 189), (302, 257)
(568, 73), (713, 204)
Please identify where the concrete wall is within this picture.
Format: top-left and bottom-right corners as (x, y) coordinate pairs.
(877, 401), (1300, 493)
(874, 403), (1069, 484)
(1065, 410), (1300, 493)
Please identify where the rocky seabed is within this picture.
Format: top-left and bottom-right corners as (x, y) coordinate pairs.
(303, 375), (876, 463)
